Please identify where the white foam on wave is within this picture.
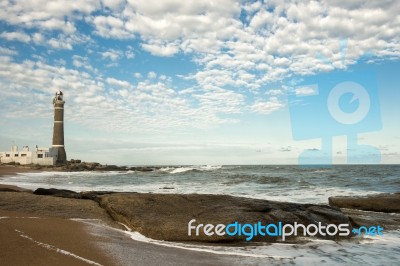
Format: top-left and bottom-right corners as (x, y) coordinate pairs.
(126, 230), (290, 259)
(171, 167), (195, 174)
(161, 165), (222, 174)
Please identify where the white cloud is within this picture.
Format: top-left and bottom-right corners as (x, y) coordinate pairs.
(0, 47), (18, 56)
(141, 42), (179, 57)
(102, 0), (125, 10)
(295, 85), (318, 96)
(125, 46), (135, 59)
(92, 15), (132, 39)
(106, 77), (132, 88)
(0, 56), (245, 134)
(72, 55), (96, 73)
(32, 33), (45, 44)
(0, 0), (99, 32)
(252, 97), (285, 115)
(101, 49), (123, 61)
(1, 0), (400, 130)
(118, 0), (400, 90)
(1, 0), (397, 91)
(147, 71), (157, 79)
(123, 0), (240, 40)
(48, 38), (73, 50)
(31, 32), (91, 50)
(0, 32), (31, 43)
(265, 89), (284, 96)
(40, 18), (76, 34)
(54, 58), (67, 66)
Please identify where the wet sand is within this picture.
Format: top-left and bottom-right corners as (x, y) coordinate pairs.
(0, 165), (40, 177)
(0, 196), (253, 266)
(0, 166), (253, 266)
(0, 165), (118, 265)
(0, 210), (115, 266)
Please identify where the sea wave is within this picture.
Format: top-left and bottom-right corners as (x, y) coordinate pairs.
(160, 165), (222, 174)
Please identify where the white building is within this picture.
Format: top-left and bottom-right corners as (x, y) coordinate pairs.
(0, 145), (58, 166)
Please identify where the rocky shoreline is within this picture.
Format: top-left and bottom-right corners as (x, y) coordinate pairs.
(1, 161), (159, 172)
(1, 185), (399, 244)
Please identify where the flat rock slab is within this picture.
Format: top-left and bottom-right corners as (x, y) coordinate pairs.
(96, 193), (352, 243)
(0, 192), (117, 226)
(341, 208), (400, 230)
(329, 193), (400, 213)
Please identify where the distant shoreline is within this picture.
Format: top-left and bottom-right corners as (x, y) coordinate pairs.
(0, 163), (159, 174)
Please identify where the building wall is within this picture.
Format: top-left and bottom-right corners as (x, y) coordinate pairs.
(0, 147), (56, 165)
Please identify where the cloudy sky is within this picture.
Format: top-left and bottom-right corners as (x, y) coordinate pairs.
(0, 0), (399, 165)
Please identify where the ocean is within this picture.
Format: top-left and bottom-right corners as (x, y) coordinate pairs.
(2, 164), (400, 265)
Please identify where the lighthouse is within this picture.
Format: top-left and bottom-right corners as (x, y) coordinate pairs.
(52, 90), (67, 164)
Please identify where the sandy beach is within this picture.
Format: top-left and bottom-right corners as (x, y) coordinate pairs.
(0, 166), (252, 266)
(0, 210), (115, 266)
(0, 166), (113, 265)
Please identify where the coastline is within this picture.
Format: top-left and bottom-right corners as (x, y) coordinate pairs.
(1, 165), (399, 265)
(0, 210), (115, 266)
(0, 165), (119, 265)
(0, 166), (242, 265)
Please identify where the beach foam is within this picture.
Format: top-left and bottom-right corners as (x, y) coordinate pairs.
(81, 218), (400, 265)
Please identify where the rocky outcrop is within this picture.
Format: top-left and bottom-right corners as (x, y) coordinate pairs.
(328, 193), (400, 231)
(28, 162), (160, 172)
(0, 191), (117, 226)
(34, 188), (82, 199)
(4, 187), (400, 244)
(329, 193), (400, 213)
(94, 193), (352, 243)
(341, 208), (400, 230)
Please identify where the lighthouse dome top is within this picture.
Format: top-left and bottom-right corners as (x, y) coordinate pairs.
(53, 90), (64, 104)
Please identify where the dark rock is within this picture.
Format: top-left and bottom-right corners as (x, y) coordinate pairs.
(95, 193), (353, 243)
(129, 167), (154, 172)
(341, 208), (400, 230)
(25, 161), (157, 173)
(329, 193), (400, 213)
(98, 165), (122, 171)
(34, 188), (82, 199)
